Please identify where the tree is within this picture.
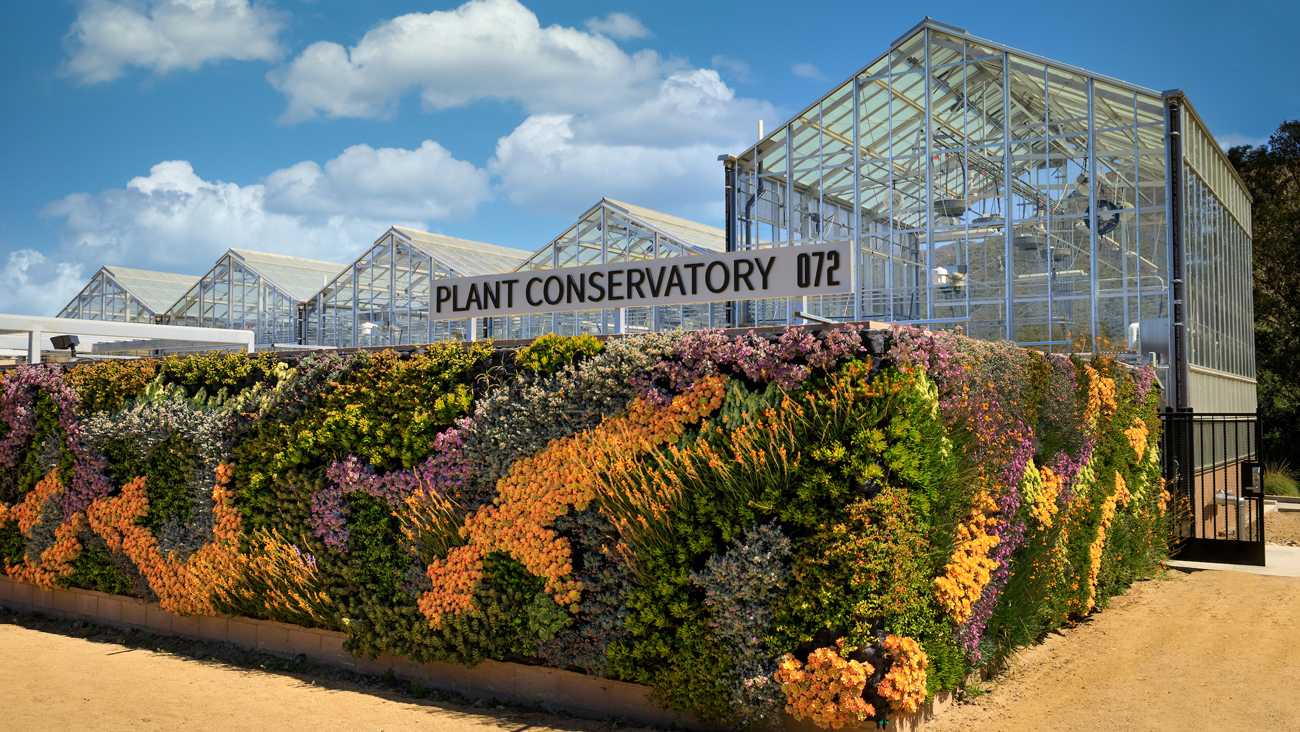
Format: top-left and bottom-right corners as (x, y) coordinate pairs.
(1228, 121), (1300, 465)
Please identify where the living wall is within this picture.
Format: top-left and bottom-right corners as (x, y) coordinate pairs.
(0, 328), (1167, 728)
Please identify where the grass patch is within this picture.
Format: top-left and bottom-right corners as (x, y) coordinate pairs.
(1264, 460), (1300, 497)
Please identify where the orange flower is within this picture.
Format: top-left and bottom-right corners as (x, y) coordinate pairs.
(419, 377), (726, 627)
(2, 470), (86, 589)
(85, 464), (245, 616)
(775, 639), (875, 729)
(877, 635), (929, 716)
(934, 487), (1000, 623)
(1124, 419), (1150, 464)
(1083, 472), (1129, 612)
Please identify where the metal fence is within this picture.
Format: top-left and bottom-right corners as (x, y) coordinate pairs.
(1161, 409), (1264, 565)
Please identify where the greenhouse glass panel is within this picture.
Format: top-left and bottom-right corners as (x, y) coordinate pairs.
(722, 18), (1250, 408)
(59, 266), (198, 324)
(306, 226), (525, 348)
(466, 199), (726, 340)
(1183, 171), (1253, 380)
(164, 250), (342, 348)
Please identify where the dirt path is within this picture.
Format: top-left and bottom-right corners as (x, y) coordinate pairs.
(926, 569), (1300, 732)
(3, 569), (1300, 732)
(0, 617), (648, 732)
(1266, 509), (1300, 545)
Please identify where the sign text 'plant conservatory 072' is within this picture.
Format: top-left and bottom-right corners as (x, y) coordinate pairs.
(428, 242), (852, 320)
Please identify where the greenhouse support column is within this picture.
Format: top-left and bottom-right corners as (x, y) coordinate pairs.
(852, 72), (862, 323)
(786, 120), (795, 328)
(1042, 66), (1055, 347)
(1164, 92), (1189, 409)
(720, 153), (737, 327)
(923, 27), (935, 322)
(1002, 52), (1015, 342)
(886, 70), (896, 320)
(1087, 78), (1100, 350)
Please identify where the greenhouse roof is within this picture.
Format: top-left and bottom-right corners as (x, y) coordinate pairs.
(89, 266), (199, 314)
(390, 227), (528, 276)
(736, 17), (1168, 165)
(514, 199), (726, 272)
(227, 249), (345, 302)
(601, 199), (726, 254)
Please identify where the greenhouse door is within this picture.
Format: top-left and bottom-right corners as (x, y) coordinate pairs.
(1161, 409), (1266, 566)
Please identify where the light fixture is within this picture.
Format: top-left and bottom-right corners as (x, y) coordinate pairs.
(934, 198), (968, 218)
(50, 334), (80, 360)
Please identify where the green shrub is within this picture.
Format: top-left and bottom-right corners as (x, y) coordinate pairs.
(66, 359), (158, 415)
(231, 345), (492, 530)
(513, 333), (602, 375)
(159, 352), (277, 395)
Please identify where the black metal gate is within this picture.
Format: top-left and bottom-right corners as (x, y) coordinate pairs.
(1161, 409), (1265, 566)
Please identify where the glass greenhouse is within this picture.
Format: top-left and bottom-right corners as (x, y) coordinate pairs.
(306, 227), (527, 348)
(42, 19), (1253, 411)
(489, 199), (727, 339)
(165, 249), (343, 348)
(725, 18), (1253, 411)
(58, 266), (199, 323)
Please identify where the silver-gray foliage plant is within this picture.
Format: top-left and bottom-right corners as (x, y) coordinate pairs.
(690, 522), (792, 727)
(80, 377), (232, 556)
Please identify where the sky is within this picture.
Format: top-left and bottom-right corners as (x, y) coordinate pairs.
(0, 0), (1296, 317)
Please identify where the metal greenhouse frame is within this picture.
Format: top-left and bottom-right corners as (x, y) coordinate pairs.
(305, 227), (526, 348)
(722, 18), (1254, 412)
(485, 198), (728, 339)
(164, 249), (343, 349)
(58, 266), (199, 324)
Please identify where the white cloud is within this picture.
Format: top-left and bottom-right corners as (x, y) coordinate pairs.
(269, 0), (667, 123)
(1217, 133), (1267, 151)
(62, 0), (285, 84)
(267, 0), (779, 217)
(0, 250), (85, 317)
(490, 68), (775, 217)
(584, 12), (652, 40)
(38, 143), (493, 288)
(491, 115), (722, 220)
(43, 161), (381, 271)
(792, 62), (823, 80)
(264, 140), (492, 221)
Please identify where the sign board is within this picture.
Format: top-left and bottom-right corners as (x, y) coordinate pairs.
(429, 242), (853, 320)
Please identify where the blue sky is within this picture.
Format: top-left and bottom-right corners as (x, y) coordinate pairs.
(0, 0), (1295, 316)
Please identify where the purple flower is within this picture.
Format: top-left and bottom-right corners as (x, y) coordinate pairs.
(635, 326), (866, 401)
(310, 428), (476, 551)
